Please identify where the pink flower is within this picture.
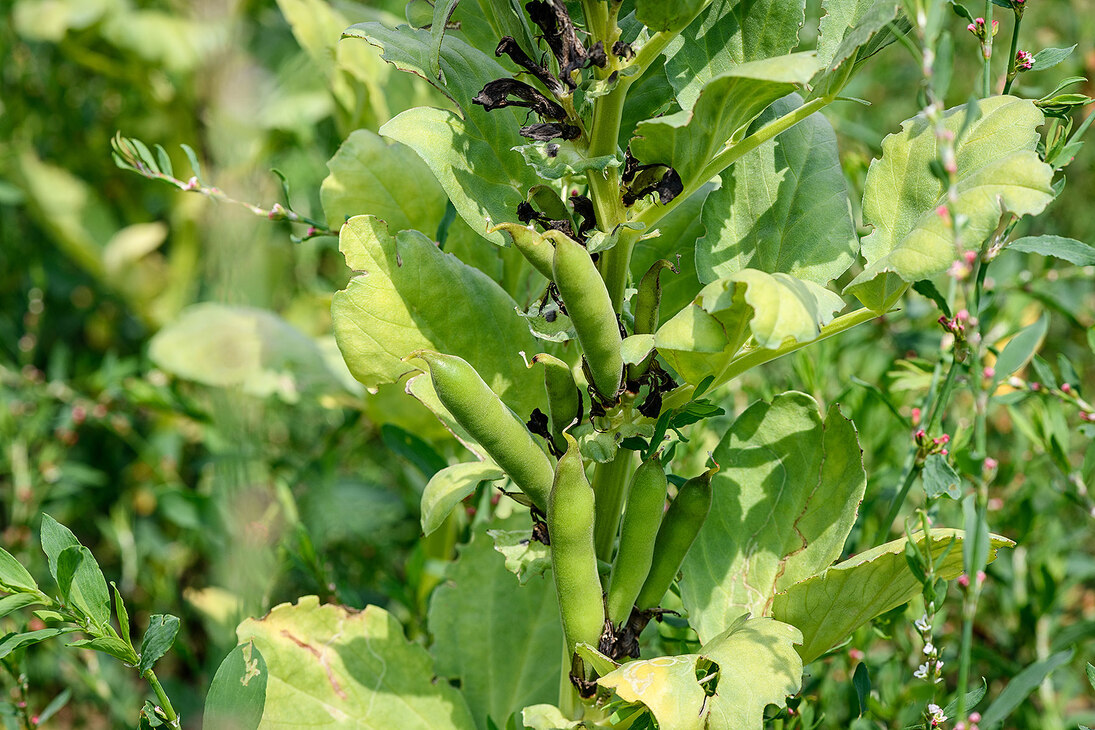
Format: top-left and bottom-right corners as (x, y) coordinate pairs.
(1016, 49), (1034, 71)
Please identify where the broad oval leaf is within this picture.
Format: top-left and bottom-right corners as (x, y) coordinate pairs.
(846, 96), (1055, 311)
(203, 641), (267, 730)
(1006, 235), (1095, 265)
(598, 655), (710, 730)
(428, 527), (563, 728)
(321, 129), (447, 233)
(664, 0), (808, 110)
(701, 616), (804, 729)
(681, 394), (866, 642)
(635, 0), (708, 34)
(631, 54), (821, 186)
(771, 529), (1014, 664)
(236, 595), (476, 729)
(421, 462), (504, 535)
(150, 304), (346, 402)
(331, 215), (544, 419)
(696, 94), (858, 286)
(40, 514), (80, 585)
(347, 22), (538, 245)
(655, 271), (845, 386)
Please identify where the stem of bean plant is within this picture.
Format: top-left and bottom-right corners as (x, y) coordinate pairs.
(144, 669), (180, 726)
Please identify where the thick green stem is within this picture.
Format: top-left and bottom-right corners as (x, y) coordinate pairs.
(592, 450), (635, 561)
(144, 669), (180, 726)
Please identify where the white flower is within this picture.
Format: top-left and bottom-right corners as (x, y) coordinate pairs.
(923, 642), (936, 655)
(914, 663), (930, 679)
(927, 703), (948, 726)
(915, 615), (932, 633)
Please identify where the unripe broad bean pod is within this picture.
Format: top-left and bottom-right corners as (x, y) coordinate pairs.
(552, 235), (623, 400)
(634, 467), (715, 611)
(606, 457), (668, 626)
(410, 350), (553, 511)
(549, 435), (605, 659)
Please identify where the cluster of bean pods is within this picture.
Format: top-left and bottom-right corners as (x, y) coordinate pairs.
(410, 236), (713, 685)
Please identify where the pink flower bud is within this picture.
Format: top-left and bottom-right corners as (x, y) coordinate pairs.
(911, 407), (922, 426)
(984, 457), (998, 471)
(1030, 382), (1040, 391)
(1061, 383), (1072, 394)
(970, 712), (982, 723)
(957, 573), (970, 588)
(983, 366), (995, 379)
(849, 648), (864, 662)
(1015, 50), (1034, 71)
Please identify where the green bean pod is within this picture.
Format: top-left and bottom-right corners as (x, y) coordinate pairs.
(552, 235), (623, 400)
(634, 467), (715, 611)
(410, 350), (553, 511)
(606, 457), (668, 627)
(488, 223), (556, 280)
(549, 434), (605, 658)
(531, 353), (580, 450)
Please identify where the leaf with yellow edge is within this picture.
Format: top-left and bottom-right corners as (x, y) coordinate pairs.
(598, 655), (710, 730)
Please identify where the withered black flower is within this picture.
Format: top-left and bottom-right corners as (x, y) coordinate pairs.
(472, 78), (568, 119)
(519, 122), (582, 141)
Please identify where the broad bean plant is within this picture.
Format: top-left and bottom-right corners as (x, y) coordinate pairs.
(5, 0), (1094, 727)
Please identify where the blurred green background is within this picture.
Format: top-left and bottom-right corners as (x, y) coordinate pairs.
(1, 0), (1093, 726)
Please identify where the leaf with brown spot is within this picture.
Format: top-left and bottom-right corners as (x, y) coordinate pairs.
(236, 596), (476, 729)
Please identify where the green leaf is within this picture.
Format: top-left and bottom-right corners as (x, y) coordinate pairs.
(598, 654), (710, 730)
(1086, 662), (1095, 692)
(421, 462), (504, 535)
(771, 529), (1014, 664)
(111, 583), (132, 650)
(380, 423), (449, 478)
(655, 271), (845, 387)
(664, 0), (808, 110)
(0, 628), (77, 660)
(1032, 45), (1077, 72)
(991, 314), (1048, 390)
(816, 0), (901, 71)
(631, 54), (821, 185)
(331, 216), (544, 420)
(681, 394), (865, 641)
(67, 635), (138, 664)
(701, 616), (803, 729)
(150, 304), (347, 402)
(40, 514), (80, 585)
(635, 0), (708, 33)
(236, 596), (476, 729)
(203, 642), (267, 730)
(1007, 235), (1095, 265)
(348, 22), (538, 246)
(846, 96), (1055, 311)
(0, 593), (43, 619)
(429, 527), (563, 729)
(521, 705), (582, 729)
(922, 453), (962, 499)
(979, 649), (1073, 728)
(696, 94), (858, 286)
(139, 614), (181, 675)
(852, 662), (870, 717)
(0, 548), (38, 594)
(941, 679), (988, 717)
(55, 546), (111, 628)
(512, 141), (621, 181)
(321, 129), (447, 233)
(486, 528), (552, 584)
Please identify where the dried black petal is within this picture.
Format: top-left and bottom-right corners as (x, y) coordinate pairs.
(495, 36), (566, 96)
(622, 165), (683, 206)
(525, 0), (605, 87)
(569, 195), (597, 236)
(519, 122), (582, 141)
(472, 78), (568, 119)
(526, 408), (552, 440)
(516, 201), (539, 224)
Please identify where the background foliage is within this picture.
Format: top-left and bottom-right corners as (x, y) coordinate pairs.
(1, 0), (1094, 726)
